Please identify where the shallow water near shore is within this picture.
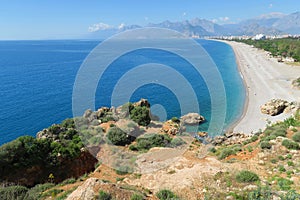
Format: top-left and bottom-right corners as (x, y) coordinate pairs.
(0, 39), (245, 145)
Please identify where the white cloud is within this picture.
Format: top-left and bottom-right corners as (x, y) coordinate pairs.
(88, 22), (113, 32)
(219, 16), (230, 22)
(118, 23), (125, 29)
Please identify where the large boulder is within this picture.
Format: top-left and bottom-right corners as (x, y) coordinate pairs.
(133, 98), (150, 108)
(260, 99), (289, 116)
(180, 113), (205, 125)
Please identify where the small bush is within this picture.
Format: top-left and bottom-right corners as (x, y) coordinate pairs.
(248, 186), (272, 200)
(130, 106), (151, 126)
(282, 139), (300, 150)
(272, 129), (286, 137)
(292, 131), (300, 142)
(99, 190), (112, 200)
(286, 154), (292, 159)
(133, 134), (171, 151)
(130, 193), (144, 200)
(208, 147), (216, 153)
(218, 145), (242, 160)
(107, 127), (135, 146)
(0, 185), (29, 200)
(270, 158), (278, 164)
(287, 161), (294, 166)
(170, 137), (186, 147)
(115, 165), (133, 175)
(24, 183), (55, 200)
(61, 178), (76, 185)
(156, 189), (178, 200)
(278, 165), (286, 172)
(171, 117), (180, 123)
(277, 177), (293, 191)
(260, 141), (272, 149)
(235, 170), (259, 183)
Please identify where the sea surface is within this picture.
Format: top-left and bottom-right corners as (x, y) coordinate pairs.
(0, 39), (245, 145)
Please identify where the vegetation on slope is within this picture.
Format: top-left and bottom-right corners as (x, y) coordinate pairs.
(235, 37), (300, 61)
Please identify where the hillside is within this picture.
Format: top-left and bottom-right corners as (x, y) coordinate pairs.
(1, 99), (300, 199)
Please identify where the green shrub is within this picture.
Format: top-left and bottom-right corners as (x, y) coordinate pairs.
(218, 145), (242, 160)
(107, 127), (135, 146)
(281, 190), (300, 199)
(243, 135), (259, 145)
(61, 118), (75, 128)
(170, 137), (186, 147)
(287, 161), (294, 166)
(286, 154), (293, 159)
(130, 106), (151, 126)
(277, 177), (293, 190)
(40, 188), (63, 198)
(156, 189), (178, 200)
(208, 147), (216, 153)
(24, 183), (55, 200)
(260, 141), (272, 149)
(278, 155), (285, 160)
(292, 131), (300, 142)
(278, 165), (286, 172)
(171, 117), (180, 123)
(272, 129), (287, 137)
(115, 165), (133, 175)
(270, 158), (278, 164)
(0, 185), (29, 200)
(133, 134), (171, 151)
(130, 193), (144, 200)
(250, 135), (259, 142)
(99, 190), (112, 200)
(248, 186), (272, 200)
(235, 170), (259, 183)
(61, 178), (76, 185)
(282, 139), (300, 150)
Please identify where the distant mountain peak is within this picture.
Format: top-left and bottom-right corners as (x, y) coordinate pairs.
(256, 12), (286, 19)
(87, 11), (300, 39)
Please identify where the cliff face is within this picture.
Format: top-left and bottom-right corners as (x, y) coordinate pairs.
(1, 150), (98, 187)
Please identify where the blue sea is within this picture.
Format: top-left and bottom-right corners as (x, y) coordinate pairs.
(0, 39), (245, 145)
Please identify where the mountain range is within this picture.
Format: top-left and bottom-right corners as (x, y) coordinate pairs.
(88, 12), (300, 38)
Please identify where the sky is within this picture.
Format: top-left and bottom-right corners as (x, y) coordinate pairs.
(0, 0), (299, 40)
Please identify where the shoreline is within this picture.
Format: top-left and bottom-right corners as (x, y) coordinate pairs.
(216, 40), (300, 134)
(223, 40), (250, 134)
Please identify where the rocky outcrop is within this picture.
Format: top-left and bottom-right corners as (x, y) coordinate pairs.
(180, 113), (205, 125)
(67, 178), (138, 200)
(210, 132), (255, 146)
(260, 99), (299, 116)
(36, 125), (66, 141)
(67, 178), (99, 200)
(133, 98), (150, 108)
(161, 120), (181, 135)
(260, 99), (289, 116)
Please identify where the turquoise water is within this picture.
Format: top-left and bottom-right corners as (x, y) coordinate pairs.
(0, 39), (245, 145)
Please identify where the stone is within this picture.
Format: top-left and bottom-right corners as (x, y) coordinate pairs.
(198, 132), (208, 137)
(83, 109), (93, 118)
(260, 99), (289, 116)
(180, 113), (205, 125)
(133, 98), (150, 108)
(243, 184), (258, 191)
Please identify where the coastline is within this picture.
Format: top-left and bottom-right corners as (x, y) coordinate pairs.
(216, 40), (300, 134)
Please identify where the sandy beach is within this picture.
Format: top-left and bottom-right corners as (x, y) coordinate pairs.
(220, 40), (300, 134)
